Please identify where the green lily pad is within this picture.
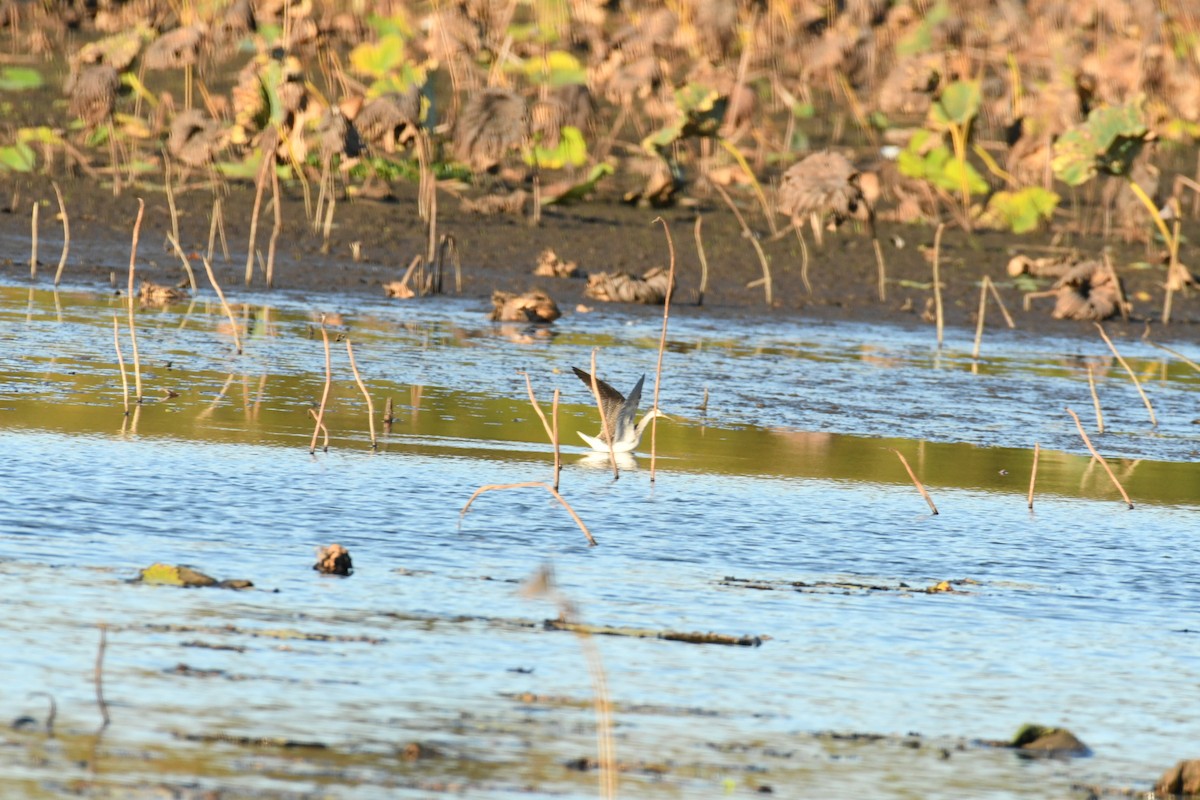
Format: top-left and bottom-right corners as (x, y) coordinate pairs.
(980, 187), (1060, 233)
(929, 80), (980, 129)
(0, 66), (43, 91)
(1051, 101), (1149, 186)
(525, 124), (587, 169)
(0, 142), (36, 172)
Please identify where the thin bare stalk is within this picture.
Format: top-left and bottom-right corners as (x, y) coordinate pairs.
(1145, 340), (1200, 373)
(693, 214), (709, 306)
(460, 482), (596, 546)
(872, 235), (887, 302)
(521, 371), (560, 488)
(985, 275), (1015, 328)
(164, 152), (181, 249)
(972, 276), (988, 360)
(589, 348), (619, 480)
(650, 216), (676, 483)
(383, 397), (394, 435)
(932, 223), (946, 348)
(201, 257), (242, 354)
(166, 233), (198, 292)
(1027, 442), (1039, 510)
(551, 389), (561, 491)
(30, 200), (38, 279)
(793, 225), (811, 294)
(127, 199), (145, 402)
(51, 181), (69, 285)
(345, 340), (376, 449)
(113, 315), (129, 415)
(94, 624), (110, 729)
(712, 182), (772, 305)
(890, 448), (939, 515)
(245, 148), (271, 285)
(1094, 323), (1156, 427)
(1065, 407), (1134, 509)
(307, 408), (330, 450)
(1087, 364), (1104, 434)
(267, 164), (282, 288)
(310, 316), (333, 455)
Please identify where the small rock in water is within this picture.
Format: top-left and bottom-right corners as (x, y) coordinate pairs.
(1156, 758), (1200, 797)
(1010, 724), (1090, 757)
(314, 543), (353, 576)
(489, 289), (561, 323)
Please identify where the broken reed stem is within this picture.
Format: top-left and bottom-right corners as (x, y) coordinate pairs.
(127, 199), (145, 403)
(890, 448), (939, 515)
(650, 216), (676, 484)
(590, 348), (619, 480)
(872, 235), (888, 302)
(51, 181), (69, 286)
(201, 257), (243, 355)
(310, 317), (333, 455)
(985, 276), (1015, 328)
(521, 371), (560, 489)
(712, 181), (772, 305)
(1027, 442), (1039, 510)
(267, 164), (282, 288)
(94, 624), (110, 729)
(460, 482), (597, 546)
(551, 389), (561, 491)
(307, 408), (330, 451)
(1094, 323), (1157, 427)
(245, 148), (271, 285)
(345, 340), (376, 449)
(30, 200), (38, 279)
(113, 315), (129, 415)
(1146, 340), (1200, 373)
(972, 276), (988, 360)
(932, 222), (946, 349)
(164, 153), (181, 251)
(694, 214), (708, 307)
(1065, 406), (1134, 509)
(1087, 364), (1104, 434)
(383, 397), (394, 435)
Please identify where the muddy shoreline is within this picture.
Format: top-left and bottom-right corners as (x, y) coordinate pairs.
(2, 172), (1197, 341)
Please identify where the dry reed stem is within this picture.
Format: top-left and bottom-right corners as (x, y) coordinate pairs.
(589, 348), (619, 480)
(30, 200), (38, 279)
(793, 225), (812, 294)
(201, 257), (243, 354)
(345, 340), (376, 449)
(650, 216), (676, 484)
(164, 153), (180, 250)
(460, 482), (597, 546)
(932, 223), (945, 348)
(51, 181), (69, 286)
(1087, 364), (1104, 433)
(1027, 442), (1039, 510)
(383, 397), (394, 434)
(694, 215), (709, 306)
(113, 315), (129, 415)
(712, 182), (772, 305)
(1145, 340), (1200, 373)
(1065, 407), (1134, 509)
(267, 165), (282, 288)
(873, 236), (888, 302)
(307, 407), (330, 450)
(244, 149), (270, 285)
(551, 389), (561, 491)
(985, 276), (1015, 328)
(972, 276), (988, 360)
(1094, 323), (1156, 427)
(520, 371), (560, 489)
(127, 199), (145, 402)
(890, 448), (939, 514)
(310, 317), (332, 455)
(94, 624), (110, 729)
(166, 233), (198, 293)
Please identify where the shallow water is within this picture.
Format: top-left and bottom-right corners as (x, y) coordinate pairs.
(1, 279), (1198, 798)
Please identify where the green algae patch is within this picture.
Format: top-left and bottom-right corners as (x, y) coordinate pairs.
(136, 563), (252, 590)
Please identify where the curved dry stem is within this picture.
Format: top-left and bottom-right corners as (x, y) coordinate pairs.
(890, 448), (939, 515)
(201, 257), (242, 355)
(650, 216), (675, 484)
(1027, 442), (1039, 510)
(51, 181), (69, 286)
(127, 199), (145, 402)
(1094, 323), (1156, 427)
(693, 215), (709, 306)
(520, 371), (560, 487)
(310, 317), (333, 455)
(931, 223), (946, 348)
(712, 181), (772, 305)
(460, 482), (597, 546)
(1065, 407), (1133, 509)
(346, 340), (376, 449)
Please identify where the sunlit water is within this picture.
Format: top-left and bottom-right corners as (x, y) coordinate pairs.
(1, 278), (1198, 798)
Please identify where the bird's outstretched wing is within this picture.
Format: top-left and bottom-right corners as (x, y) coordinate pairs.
(573, 366), (633, 442)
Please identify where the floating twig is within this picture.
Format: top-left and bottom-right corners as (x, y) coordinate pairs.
(1095, 323), (1156, 427)
(127, 199), (145, 402)
(51, 182), (69, 286)
(1087, 364), (1104, 433)
(345, 340), (376, 449)
(932, 223), (946, 348)
(461, 482), (597, 546)
(650, 217), (676, 483)
(201, 257), (242, 354)
(1027, 442), (1039, 510)
(310, 316), (332, 455)
(890, 448), (939, 514)
(1065, 407), (1133, 508)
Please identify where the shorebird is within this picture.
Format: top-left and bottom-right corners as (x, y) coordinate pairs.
(572, 367), (666, 453)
